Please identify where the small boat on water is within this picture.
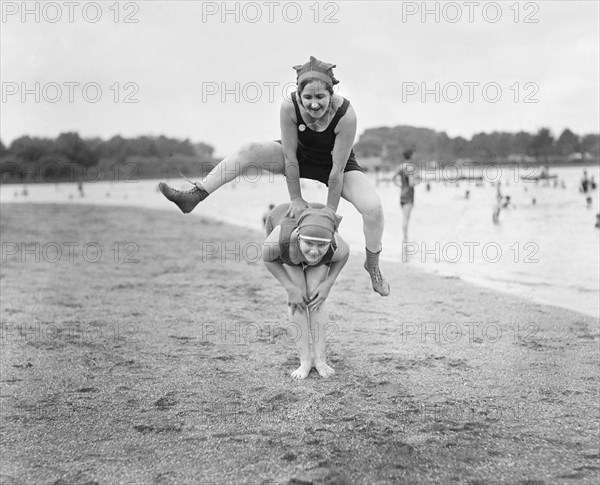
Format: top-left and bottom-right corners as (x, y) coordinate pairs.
(448, 175), (485, 182)
(521, 168), (558, 181)
(520, 173), (558, 181)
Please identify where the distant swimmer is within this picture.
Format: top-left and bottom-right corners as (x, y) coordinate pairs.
(595, 213), (600, 228)
(502, 195), (515, 209)
(493, 183), (503, 224)
(580, 170), (590, 193)
(392, 148), (419, 242)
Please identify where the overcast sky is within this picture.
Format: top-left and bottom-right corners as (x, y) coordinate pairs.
(1, 0), (599, 156)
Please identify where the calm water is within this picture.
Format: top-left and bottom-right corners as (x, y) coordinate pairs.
(2, 165), (599, 318)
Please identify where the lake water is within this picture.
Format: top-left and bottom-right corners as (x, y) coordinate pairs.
(2, 165), (599, 318)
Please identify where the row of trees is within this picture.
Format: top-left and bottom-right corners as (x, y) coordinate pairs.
(2, 127), (599, 183)
(0, 133), (216, 183)
(354, 127), (600, 165)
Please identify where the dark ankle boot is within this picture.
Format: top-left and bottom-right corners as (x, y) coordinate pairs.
(158, 181), (209, 214)
(364, 247), (390, 296)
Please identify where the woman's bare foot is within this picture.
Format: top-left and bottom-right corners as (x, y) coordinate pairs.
(291, 362), (312, 380)
(315, 360), (335, 378)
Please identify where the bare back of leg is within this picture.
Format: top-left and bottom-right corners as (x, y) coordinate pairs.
(203, 141), (285, 193)
(159, 141), (285, 214)
(340, 171), (390, 296)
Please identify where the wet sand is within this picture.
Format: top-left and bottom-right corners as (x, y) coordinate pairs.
(1, 203), (599, 485)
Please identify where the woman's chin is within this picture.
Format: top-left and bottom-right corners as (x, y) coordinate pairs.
(306, 108), (324, 118)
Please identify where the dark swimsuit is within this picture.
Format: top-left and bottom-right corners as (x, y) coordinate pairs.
(276, 92), (364, 185)
(264, 202), (336, 268)
(399, 170), (415, 206)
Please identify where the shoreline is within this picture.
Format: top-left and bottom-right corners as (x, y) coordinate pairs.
(3, 197), (599, 320)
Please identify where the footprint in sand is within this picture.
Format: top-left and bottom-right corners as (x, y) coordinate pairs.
(154, 394), (177, 409)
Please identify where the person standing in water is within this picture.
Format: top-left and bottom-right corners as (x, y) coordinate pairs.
(493, 182), (503, 224)
(580, 170), (590, 193)
(392, 149), (418, 241)
(158, 56), (389, 296)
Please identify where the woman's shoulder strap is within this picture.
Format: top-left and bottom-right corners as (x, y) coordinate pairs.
(278, 217), (297, 265)
(291, 92), (303, 124)
(329, 96), (351, 131)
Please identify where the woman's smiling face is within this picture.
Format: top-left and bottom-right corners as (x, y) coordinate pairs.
(298, 236), (331, 265)
(299, 80), (331, 119)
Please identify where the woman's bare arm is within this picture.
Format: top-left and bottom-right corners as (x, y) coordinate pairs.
(280, 98), (309, 216)
(328, 103), (357, 211)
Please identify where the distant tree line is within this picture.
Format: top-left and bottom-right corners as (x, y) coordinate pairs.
(0, 133), (216, 183)
(2, 127), (599, 183)
(354, 126), (600, 167)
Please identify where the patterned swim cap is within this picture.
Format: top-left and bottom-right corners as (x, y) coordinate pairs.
(296, 207), (342, 241)
(293, 56), (339, 86)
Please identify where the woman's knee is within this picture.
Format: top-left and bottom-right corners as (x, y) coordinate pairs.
(236, 143), (265, 175)
(305, 268), (328, 295)
(343, 173), (383, 219)
(237, 141), (263, 160)
(306, 280), (319, 298)
(356, 196), (384, 221)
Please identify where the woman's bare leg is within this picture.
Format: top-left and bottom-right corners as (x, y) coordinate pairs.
(283, 265), (311, 379)
(402, 203), (413, 241)
(341, 171), (390, 296)
(341, 171), (384, 251)
(159, 141), (285, 213)
(202, 141), (285, 193)
(305, 265), (335, 377)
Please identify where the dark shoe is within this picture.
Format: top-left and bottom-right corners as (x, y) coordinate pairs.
(364, 248), (390, 296)
(158, 181), (208, 214)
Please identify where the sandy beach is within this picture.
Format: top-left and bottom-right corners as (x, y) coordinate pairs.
(1, 202), (599, 485)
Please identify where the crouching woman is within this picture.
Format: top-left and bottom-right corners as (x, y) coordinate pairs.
(263, 203), (349, 379)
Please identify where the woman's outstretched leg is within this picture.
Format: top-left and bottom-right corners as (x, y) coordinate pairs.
(341, 171), (390, 296)
(159, 141), (285, 213)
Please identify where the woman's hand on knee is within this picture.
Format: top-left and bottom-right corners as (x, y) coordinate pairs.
(308, 281), (333, 312)
(286, 285), (308, 315)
